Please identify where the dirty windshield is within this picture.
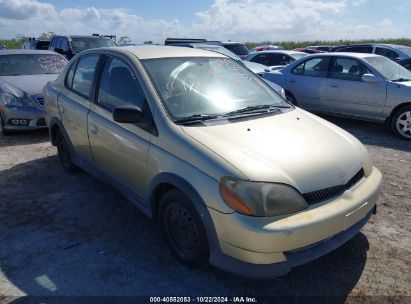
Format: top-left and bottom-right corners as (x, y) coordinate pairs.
(143, 57), (289, 119)
(0, 54), (67, 76)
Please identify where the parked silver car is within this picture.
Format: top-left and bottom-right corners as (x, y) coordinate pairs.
(246, 50), (308, 71)
(263, 52), (411, 139)
(44, 46), (382, 278)
(0, 50), (67, 134)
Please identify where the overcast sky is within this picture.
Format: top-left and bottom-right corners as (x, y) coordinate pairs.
(0, 0), (410, 43)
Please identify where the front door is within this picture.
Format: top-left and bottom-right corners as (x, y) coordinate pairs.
(323, 56), (386, 120)
(87, 55), (152, 201)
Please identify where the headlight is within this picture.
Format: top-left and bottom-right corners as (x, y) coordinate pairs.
(1, 92), (23, 106)
(0, 92), (37, 107)
(219, 177), (308, 217)
(362, 147), (373, 177)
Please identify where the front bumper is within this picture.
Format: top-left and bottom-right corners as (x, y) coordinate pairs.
(208, 166), (382, 278)
(1, 106), (46, 131)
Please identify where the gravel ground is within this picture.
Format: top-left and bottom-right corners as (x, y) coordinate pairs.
(0, 117), (410, 303)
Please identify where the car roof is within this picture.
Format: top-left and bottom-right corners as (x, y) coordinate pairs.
(248, 50), (306, 56)
(221, 41), (245, 45)
(309, 52), (380, 59)
(113, 45), (226, 59)
(0, 49), (60, 55)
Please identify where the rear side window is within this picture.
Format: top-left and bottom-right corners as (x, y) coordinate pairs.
(71, 55), (99, 98)
(330, 57), (371, 81)
(97, 57), (145, 111)
(292, 57), (330, 77)
(375, 47), (400, 61)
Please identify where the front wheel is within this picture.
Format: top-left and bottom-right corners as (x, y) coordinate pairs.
(0, 114), (10, 136)
(391, 105), (411, 140)
(159, 189), (210, 266)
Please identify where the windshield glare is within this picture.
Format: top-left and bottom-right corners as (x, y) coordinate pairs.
(364, 56), (411, 81)
(71, 38), (116, 53)
(0, 54), (67, 76)
(143, 57), (289, 120)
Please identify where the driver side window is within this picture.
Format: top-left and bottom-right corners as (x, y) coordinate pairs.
(97, 57), (145, 112)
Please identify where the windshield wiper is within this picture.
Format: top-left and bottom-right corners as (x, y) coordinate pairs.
(391, 78), (411, 82)
(223, 104), (287, 117)
(174, 114), (220, 125)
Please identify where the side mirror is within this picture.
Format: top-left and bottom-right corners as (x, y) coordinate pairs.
(361, 73), (379, 83)
(112, 105), (143, 123)
(264, 68), (271, 72)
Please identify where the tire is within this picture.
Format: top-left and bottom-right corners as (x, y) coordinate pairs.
(0, 114), (10, 136)
(159, 189), (210, 266)
(285, 92), (297, 105)
(391, 105), (411, 140)
(56, 129), (76, 172)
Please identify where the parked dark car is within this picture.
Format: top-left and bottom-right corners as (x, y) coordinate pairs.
(0, 44), (7, 50)
(333, 44), (411, 61)
(21, 38), (50, 50)
(164, 38), (249, 59)
(399, 58), (411, 71)
(49, 34), (117, 59)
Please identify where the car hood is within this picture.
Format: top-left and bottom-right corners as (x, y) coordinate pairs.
(181, 108), (364, 194)
(0, 74), (58, 96)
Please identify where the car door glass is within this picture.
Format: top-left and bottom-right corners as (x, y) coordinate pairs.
(267, 54), (280, 66)
(331, 58), (370, 81)
(97, 57), (145, 111)
(251, 54), (268, 65)
(72, 55), (99, 98)
(59, 37), (70, 52)
(291, 61), (304, 75)
(375, 47), (400, 61)
(302, 57), (330, 77)
(279, 55), (293, 65)
(65, 61), (77, 89)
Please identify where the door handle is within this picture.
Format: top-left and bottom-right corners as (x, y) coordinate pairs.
(90, 125), (99, 135)
(330, 83), (338, 88)
(289, 80), (296, 83)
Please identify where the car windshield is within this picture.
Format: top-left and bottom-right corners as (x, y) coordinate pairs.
(142, 57), (290, 120)
(396, 46), (411, 57)
(223, 44), (249, 56)
(364, 56), (411, 81)
(71, 37), (116, 53)
(0, 54), (67, 76)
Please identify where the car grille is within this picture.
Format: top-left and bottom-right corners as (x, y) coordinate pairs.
(302, 168), (365, 205)
(34, 94), (44, 107)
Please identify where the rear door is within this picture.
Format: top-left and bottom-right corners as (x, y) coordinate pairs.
(323, 56), (386, 119)
(286, 56), (331, 111)
(87, 54), (153, 201)
(58, 54), (100, 163)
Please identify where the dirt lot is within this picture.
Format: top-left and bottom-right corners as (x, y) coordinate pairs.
(0, 116), (410, 302)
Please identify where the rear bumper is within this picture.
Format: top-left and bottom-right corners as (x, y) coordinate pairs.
(208, 166), (382, 278)
(2, 106), (46, 131)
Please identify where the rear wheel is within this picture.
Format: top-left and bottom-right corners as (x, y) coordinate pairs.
(285, 92), (297, 105)
(56, 129), (76, 172)
(391, 105), (411, 140)
(159, 189), (210, 266)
